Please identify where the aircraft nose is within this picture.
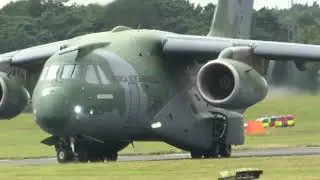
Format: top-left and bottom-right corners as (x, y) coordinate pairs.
(33, 88), (71, 134)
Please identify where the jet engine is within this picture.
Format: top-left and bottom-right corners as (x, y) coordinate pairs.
(196, 58), (268, 110)
(0, 72), (30, 119)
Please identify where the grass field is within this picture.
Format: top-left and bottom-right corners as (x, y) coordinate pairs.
(0, 93), (320, 159)
(1, 156), (320, 179)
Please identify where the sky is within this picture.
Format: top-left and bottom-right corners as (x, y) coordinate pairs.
(0, 0), (319, 10)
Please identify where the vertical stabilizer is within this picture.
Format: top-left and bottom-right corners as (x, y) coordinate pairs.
(208, 0), (254, 39)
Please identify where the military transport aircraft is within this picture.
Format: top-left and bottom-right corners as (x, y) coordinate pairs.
(0, 0), (320, 163)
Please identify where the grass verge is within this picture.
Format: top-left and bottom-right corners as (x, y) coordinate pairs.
(0, 94), (319, 159)
(1, 156), (320, 179)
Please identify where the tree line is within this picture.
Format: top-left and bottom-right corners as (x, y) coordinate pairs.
(0, 0), (319, 54)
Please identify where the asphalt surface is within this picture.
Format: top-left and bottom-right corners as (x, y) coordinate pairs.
(0, 147), (320, 165)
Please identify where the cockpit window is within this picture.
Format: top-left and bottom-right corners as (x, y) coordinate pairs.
(40, 64), (82, 82)
(61, 65), (75, 79)
(86, 65), (99, 84)
(97, 65), (111, 85)
(46, 65), (60, 80)
(40, 64), (111, 85)
(71, 65), (81, 79)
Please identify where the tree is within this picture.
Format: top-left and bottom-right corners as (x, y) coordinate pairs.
(28, 0), (43, 17)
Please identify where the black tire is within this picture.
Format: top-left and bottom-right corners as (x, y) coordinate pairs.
(78, 150), (89, 163)
(203, 144), (219, 159)
(219, 144), (231, 158)
(89, 154), (105, 163)
(96, 155), (105, 162)
(190, 151), (202, 159)
(56, 149), (73, 164)
(106, 152), (118, 161)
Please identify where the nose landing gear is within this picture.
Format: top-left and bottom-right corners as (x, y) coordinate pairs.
(56, 147), (74, 163)
(54, 138), (119, 164)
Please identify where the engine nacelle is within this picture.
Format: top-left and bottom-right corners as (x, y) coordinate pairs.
(0, 73), (30, 119)
(196, 58), (268, 110)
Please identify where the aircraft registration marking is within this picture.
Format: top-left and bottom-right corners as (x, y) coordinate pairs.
(112, 75), (159, 83)
(97, 94), (114, 100)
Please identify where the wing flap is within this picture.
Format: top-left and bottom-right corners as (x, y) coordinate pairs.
(162, 35), (320, 61)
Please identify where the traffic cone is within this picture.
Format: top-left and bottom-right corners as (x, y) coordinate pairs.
(245, 120), (266, 136)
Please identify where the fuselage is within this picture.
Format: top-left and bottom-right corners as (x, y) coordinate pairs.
(32, 29), (180, 141)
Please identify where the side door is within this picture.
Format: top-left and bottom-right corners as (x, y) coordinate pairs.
(83, 64), (115, 117)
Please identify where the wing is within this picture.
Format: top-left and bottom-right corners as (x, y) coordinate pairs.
(0, 39), (70, 97)
(0, 40), (69, 65)
(162, 35), (320, 61)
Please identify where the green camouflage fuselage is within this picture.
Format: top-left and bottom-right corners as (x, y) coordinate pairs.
(32, 29), (185, 141)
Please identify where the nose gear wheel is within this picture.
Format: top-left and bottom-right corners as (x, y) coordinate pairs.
(54, 139), (119, 164)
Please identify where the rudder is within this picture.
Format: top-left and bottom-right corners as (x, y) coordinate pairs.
(208, 0), (254, 39)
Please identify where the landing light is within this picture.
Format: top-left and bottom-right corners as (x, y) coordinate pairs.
(74, 105), (82, 114)
(151, 122), (162, 129)
(90, 109), (94, 115)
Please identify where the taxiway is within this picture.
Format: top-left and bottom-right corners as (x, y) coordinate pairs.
(0, 147), (319, 165)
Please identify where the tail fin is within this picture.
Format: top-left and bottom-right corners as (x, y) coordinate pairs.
(208, 0), (254, 39)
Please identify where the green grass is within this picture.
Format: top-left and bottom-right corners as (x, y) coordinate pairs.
(1, 156), (320, 179)
(243, 94), (320, 149)
(1, 94), (320, 159)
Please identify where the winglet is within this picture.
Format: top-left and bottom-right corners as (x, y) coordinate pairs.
(208, 0), (254, 39)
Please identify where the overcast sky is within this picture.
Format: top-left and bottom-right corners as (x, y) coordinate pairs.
(0, 0), (319, 9)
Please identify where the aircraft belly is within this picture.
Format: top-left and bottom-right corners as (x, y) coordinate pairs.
(149, 87), (245, 151)
(65, 112), (128, 140)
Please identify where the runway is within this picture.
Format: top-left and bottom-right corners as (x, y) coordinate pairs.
(0, 147), (320, 165)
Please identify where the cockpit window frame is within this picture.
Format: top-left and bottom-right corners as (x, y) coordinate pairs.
(60, 64), (76, 80)
(83, 64), (114, 86)
(39, 63), (113, 86)
(71, 64), (82, 80)
(40, 64), (82, 82)
(85, 65), (100, 85)
(96, 65), (112, 85)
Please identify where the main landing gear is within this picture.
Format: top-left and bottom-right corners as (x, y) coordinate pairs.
(191, 112), (232, 159)
(190, 142), (231, 159)
(54, 138), (119, 164)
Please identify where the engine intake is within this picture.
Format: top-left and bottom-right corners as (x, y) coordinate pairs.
(197, 58), (268, 109)
(0, 72), (30, 119)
